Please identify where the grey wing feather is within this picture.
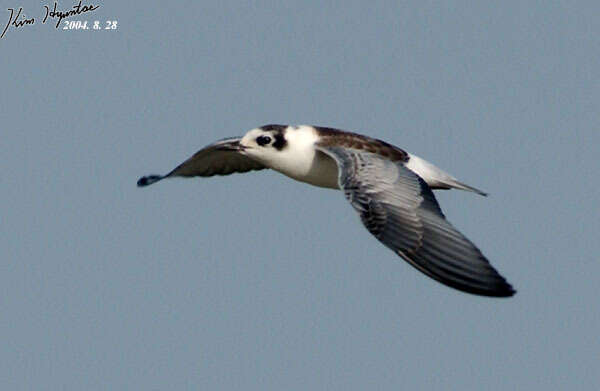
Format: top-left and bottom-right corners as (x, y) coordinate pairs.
(316, 145), (515, 297)
(137, 137), (265, 187)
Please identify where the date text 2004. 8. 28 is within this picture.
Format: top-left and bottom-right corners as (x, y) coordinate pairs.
(61, 20), (117, 30)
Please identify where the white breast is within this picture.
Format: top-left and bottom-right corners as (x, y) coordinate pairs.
(268, 126), (340, 189)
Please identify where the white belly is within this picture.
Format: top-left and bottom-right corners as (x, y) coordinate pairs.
(273, 150), (340, 189)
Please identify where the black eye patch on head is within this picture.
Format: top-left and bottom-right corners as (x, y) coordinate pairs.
(272, 133), (286, 150)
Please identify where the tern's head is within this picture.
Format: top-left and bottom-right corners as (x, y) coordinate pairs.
(239, 124), (322, 176)
(239, 124), (289, 160)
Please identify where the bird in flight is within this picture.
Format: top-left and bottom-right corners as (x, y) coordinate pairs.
(138, 124), (515, 297)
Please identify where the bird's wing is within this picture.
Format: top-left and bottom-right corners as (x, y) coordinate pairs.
(316, 145), (515, 297)
(137, 137), (266, 187)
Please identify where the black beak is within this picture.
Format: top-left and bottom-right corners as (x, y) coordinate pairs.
(216, 140), (245, 152)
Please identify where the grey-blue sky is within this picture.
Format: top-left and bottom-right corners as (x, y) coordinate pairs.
(1, 1), (598, 389)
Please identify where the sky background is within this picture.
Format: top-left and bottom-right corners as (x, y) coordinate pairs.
(1, 1), (599, 389)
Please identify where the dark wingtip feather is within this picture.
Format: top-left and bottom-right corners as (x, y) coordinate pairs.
(137, 175), (163, 187)
(450, 278), (516, 298)
(490, 282), (516, 298)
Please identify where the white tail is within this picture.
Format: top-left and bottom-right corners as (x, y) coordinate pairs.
(405, 154), (487, 196)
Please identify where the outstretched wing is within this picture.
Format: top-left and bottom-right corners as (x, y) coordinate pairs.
(137, 137), (266, 187)
(316, 145), (515, 297)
